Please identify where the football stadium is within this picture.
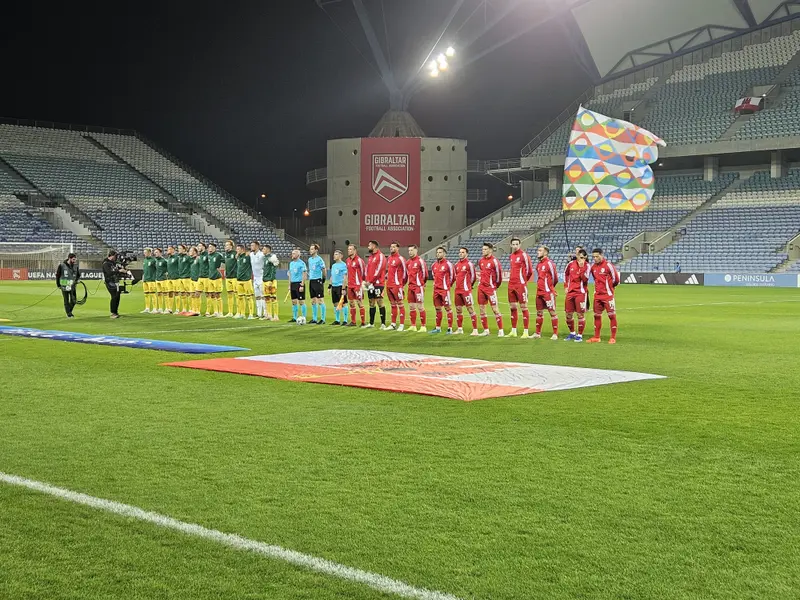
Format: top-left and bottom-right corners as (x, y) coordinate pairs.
(2, 1), (799, 598)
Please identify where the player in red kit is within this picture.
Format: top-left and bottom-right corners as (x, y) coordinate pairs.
(365, 240), (387, 329)
(534, 245), (559, 340)
(588, 248), (620, 344)
(564, 248), (591, 342)
(430, 247), (455, 334)
(345, 244), (367, 327)
(507, 237), (534, 338)
(405, 244), (428, 332)
(477, 243), (504, 337)
(385, 241), (407, 331)
(453, 247), (479, 335)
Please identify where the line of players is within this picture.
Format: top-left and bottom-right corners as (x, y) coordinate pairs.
(305, 239), (619, 343)
(140, 240), (283, 320)
(139, 236), (620, 343)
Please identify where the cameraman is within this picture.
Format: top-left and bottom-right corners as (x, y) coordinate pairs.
(102, 250), (130, 319)
(55, 253), (81, 318)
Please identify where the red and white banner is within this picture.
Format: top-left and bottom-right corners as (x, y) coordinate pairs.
(734, 96), (763, 113)
(0, 268), (28, 281)
(165, 349), (664, 401)
(360, 137), (421, 247)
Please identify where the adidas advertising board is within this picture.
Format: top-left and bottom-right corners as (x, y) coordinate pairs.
(620, 273), (705, 285)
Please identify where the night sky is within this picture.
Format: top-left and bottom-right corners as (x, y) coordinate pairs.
(1, 1), (591, 219)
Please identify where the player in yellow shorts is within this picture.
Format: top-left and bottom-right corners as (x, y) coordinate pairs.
(176, 244), (193, 314)
(262, 243), (279, 321)
(153, 248), (170, 313)
(196, 242), (210, 315)
(141, 248), (157, 313)
(223, 239), (238, 317)
(204, 242), (225, 317)
(234, 243), (255, 318)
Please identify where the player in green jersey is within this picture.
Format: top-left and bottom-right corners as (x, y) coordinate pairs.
(206, 242), (225, 317)
(154, 248), (170, 314)
(223, 240), (238, 317)
(263, 244), (279, 321)
(197, 242), (210, 316)
(166, 245), (180, 314)
(188, 246), (201, 316)
(177, 244), (193, 314)
(141, 248), (157, 313)
(234, 243), (255, 319)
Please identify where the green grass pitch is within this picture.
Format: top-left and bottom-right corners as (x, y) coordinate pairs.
(1, 281), (799, 599)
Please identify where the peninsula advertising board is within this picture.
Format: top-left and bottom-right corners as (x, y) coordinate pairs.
(360, 137), (421, 247)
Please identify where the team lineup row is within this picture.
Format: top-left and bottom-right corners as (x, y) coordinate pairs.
(138, 238), (621, 343)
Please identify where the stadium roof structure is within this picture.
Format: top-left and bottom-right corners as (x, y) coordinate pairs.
(316, 0), (590, 137)
(571, 0), (800, 78)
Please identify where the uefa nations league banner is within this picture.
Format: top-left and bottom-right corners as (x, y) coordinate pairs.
(360, 137), (421, 247)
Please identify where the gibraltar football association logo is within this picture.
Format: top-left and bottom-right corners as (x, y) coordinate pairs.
(372, 153), (409, 203)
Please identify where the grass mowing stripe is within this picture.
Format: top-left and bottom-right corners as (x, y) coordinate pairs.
(0, 472), (463, 600)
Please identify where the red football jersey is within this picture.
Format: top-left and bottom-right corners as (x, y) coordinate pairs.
(406, 256), (427, 287)
(478, 256), (503, 290)
(591, 259), (620, 300)
(536, 257), (559, 294)
(508, 249), (533, 285)
(366, 250), (386, 286)
(386, 253), (407, 288)
(454, 258), (476, 293)
(432, 258), (455, 291)
(564, 259), (591, 296)
(346, 255), (366, 288)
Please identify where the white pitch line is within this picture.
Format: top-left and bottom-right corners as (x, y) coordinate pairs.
(0, 471), (463, 600)
(620, 298), (800, 311)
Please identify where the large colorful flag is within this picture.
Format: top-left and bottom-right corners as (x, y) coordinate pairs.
(562, 107), (666, 212)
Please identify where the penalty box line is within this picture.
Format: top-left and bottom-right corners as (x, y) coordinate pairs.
(0, 471), (462, 600)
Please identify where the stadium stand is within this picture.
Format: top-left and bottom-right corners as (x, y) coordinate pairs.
(525, 30), (800, 154)
(625, 171), (800, 273)
(0, 123), (297, 258)
(445, 190), (562, 265)
(535, 173), (737, 272)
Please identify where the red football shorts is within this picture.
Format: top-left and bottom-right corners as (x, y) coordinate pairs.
(565, 293), (588, 314)
(477, 286), (498, 307)
(433, 289), (451, 308)
(407, 285), (424, 304)
(507, 284), (528, 304)
(535, 292), (557, 311)
(347, 286), (363, 301)
(454, 291), (473, 307)
(387, 286), (404, 304)
(593, 297), (616, 314)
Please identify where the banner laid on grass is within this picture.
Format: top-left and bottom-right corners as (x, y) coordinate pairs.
(0, 326), (248, 354)
(164, 350), (665, 401)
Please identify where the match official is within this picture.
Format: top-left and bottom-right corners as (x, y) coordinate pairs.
(56, 253), (81, 318)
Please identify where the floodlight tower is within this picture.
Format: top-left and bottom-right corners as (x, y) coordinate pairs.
(316, 0), (590, 136)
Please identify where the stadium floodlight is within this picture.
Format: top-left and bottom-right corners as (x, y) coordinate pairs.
(429, 60), (439, 71)
(445, 46), (455, 58)
(429, 68), (439, 78)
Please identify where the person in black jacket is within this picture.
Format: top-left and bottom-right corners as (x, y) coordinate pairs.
(102, 251), (127, 319)
(56, 253), (81, 318)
